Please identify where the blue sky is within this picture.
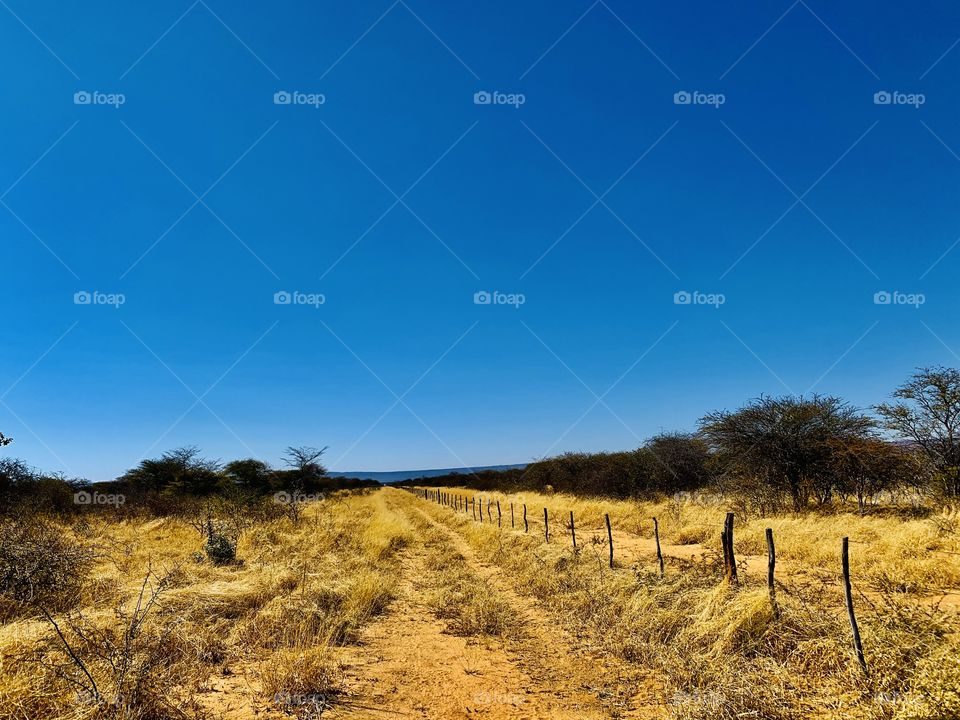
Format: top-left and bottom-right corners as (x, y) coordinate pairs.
(2, 0), (960, 480)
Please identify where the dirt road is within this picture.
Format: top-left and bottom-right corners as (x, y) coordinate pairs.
(330, 489), (664, 719)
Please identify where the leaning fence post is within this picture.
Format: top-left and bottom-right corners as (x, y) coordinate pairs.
(569, 511), (577, 550)
(653, 517), (664, 577)
(472, 498), (477, 521)
(723, 512), (738, 584)
(544, 507), (549, 543)
(487, 499), (493, 522)
(766, 528), (776, 590)
(496, 500), (502, 527)
(605, 513), (614, 569)
(523, 504), (528, 533)
(766, 528), (778, 615)
(842, 537), (868, 673)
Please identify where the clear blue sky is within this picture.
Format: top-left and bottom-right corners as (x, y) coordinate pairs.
(3, 0), (960, 480)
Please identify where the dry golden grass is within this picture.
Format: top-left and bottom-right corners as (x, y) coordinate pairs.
(0, 489), (412, 720)
(442, 488), (960, 592)
(4, 486), (959, 719)
(411, 514), (520, 639)
(418, 486), (960, 720)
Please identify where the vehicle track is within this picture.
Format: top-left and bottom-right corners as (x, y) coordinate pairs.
(331, 489), (641, 719)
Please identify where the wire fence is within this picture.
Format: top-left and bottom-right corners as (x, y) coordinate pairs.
(406, 485), (870, 674)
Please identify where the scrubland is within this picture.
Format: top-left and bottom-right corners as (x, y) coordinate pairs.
(1, 487), (958, 719)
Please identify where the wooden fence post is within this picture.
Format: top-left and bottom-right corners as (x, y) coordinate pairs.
(472, 498), (477, 521)
(487, 500), (493, 523)
(544, 508), (549, 543)
(478, 498), (483, 523)
(653, 517), (664, 577)
(496, 500), (502, 527)
(523, 504), (528, 533)
(766, 528), (776, 591)
(510, 503), (515, 529)
(605, 513), (614, 569)
(842, 537), (868, 673)
(723, 512), (738, 584)
(766, 528), (778, 614)
(569, 511), (577, 550)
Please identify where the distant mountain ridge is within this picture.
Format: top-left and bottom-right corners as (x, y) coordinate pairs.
(328, 464), (527, 483)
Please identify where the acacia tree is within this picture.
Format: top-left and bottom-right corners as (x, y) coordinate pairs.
(222, 458), (274, 494)
(119, 447), (223, 495)
(876, 367), (960, 497)
(828, 437), (915, 513)
(645, 433), (712, 493)
(699, 395), (875, 511)
(282, 446), (328, 491)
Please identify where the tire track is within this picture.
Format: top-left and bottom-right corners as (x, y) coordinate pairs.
(331, 490), (613, 719)
(404, 491), (665, 719)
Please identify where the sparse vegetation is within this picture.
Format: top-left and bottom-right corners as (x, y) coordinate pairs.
(3, 369), (960, 717)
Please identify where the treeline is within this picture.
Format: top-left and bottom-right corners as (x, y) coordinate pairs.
(0, 445), (379, 516)
(400, 367), (960, 513)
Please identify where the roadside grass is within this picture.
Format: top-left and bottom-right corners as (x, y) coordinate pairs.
(415, 488), (960, 720)
(0, 489), (411, 720)
(434, 488), (960, 593)
(407, 509), (520, 640)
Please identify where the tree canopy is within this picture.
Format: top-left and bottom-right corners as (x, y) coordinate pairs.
(876, 366), (960, 497)
(699, 395), (875, 511)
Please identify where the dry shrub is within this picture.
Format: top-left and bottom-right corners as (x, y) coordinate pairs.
(260, 646), (342, 716)
(0, 519), (93, 620)
(35, 568), (206, 720)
